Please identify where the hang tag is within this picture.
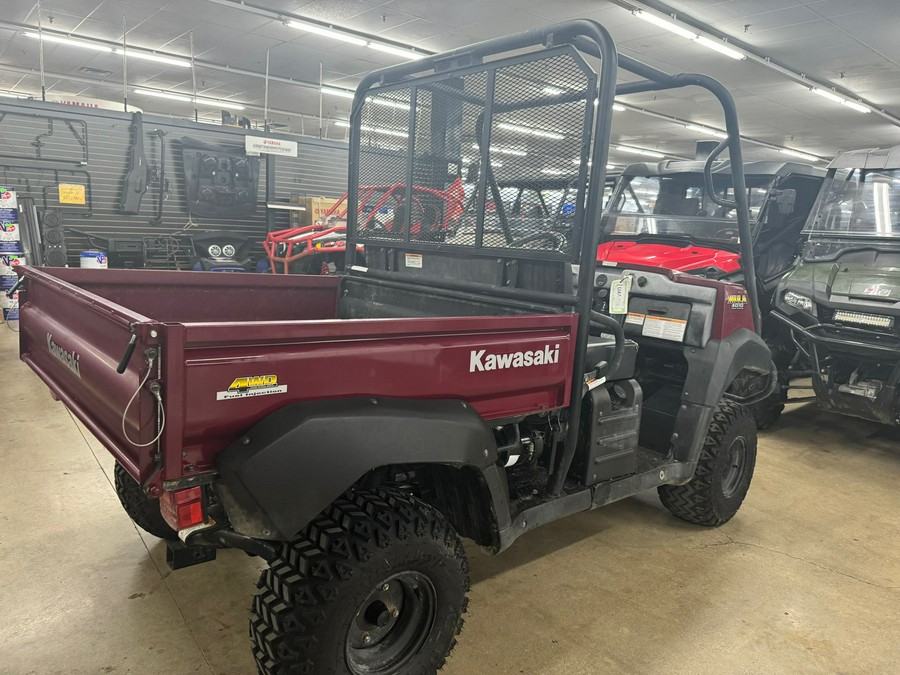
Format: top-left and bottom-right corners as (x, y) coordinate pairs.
(609, 275), (632, 315)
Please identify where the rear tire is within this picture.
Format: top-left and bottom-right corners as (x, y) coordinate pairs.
(658, 399), (757, 526)
(250, 489), (469, 675)
(113, 462), (177, 541)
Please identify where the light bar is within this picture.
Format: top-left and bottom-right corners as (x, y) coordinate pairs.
(286, 20), (367, 45)
(833, 310), (894, 328)
(616, 145), (666, 159)
(686, 124), (728, 139)
(841, 99), (872, 114)
(25, 31), (112, 52)
(497, 122), (564, 140)
(633, 10), (698, 40)
(694, 36), (745, 60)
(367, 42), (424, 60)
(780, 148), (819, 162)
(133, 88), (245, 110)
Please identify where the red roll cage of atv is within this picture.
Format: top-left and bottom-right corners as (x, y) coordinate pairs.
(264, 179), (464, 274)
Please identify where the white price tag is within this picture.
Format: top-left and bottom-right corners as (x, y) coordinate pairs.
(609, 275), (632, 315)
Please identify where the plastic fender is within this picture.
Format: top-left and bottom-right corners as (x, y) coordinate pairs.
(670, 329), (771, 465)
(215, 397), (500, 540)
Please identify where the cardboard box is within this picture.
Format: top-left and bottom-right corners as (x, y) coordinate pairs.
(290, 196), (341, 227)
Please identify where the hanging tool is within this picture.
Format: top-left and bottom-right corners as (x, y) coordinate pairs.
(120, 112), (148, 214)
(151, 128), (169, 225)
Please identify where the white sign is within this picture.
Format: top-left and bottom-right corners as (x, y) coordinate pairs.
(245, 136), (298, 157)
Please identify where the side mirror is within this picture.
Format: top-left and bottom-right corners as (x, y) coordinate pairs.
(772, 188), (797, 215)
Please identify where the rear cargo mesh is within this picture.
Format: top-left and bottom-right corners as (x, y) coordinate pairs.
(351, 45), (597, 261)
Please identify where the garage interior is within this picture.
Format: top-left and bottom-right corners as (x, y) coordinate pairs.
(2, 1), (900, 674)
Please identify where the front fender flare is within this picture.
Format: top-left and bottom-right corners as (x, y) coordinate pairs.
(215, 397), (499, 540)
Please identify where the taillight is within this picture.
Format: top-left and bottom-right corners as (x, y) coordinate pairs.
(160, 486), (206, 530)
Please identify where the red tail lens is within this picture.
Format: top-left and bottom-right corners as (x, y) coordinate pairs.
(160, 486), (206, 530)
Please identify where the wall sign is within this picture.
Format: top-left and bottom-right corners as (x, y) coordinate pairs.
(58, 183), (87, 205)
(245, 136), (298, 157)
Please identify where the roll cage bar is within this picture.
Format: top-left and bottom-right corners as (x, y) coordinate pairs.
(344, 19), (757, 496)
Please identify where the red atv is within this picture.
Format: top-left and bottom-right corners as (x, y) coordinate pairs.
(12, 20), (773, 675)
(265, 179), (464, 274)
(599, 160), (823, 426)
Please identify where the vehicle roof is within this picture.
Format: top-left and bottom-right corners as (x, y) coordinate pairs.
(827, 145), (900, 170)
(620, 159), (825, 179)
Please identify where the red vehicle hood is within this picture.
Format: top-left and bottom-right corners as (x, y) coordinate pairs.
(596, 240), (742, 274)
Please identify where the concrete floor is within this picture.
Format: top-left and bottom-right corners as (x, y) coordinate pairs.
(1, 324), (899, 675)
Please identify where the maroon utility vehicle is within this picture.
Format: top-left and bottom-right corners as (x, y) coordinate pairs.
(11, 20), (772, 675)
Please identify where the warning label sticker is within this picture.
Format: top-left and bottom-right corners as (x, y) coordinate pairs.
(641, 316), (687, 342)
(217, 375), (287, 401)
(625, 312), (645, 326)
(405, 253), (423, 269)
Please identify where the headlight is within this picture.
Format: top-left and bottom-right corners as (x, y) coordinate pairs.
(783, 291), (813, 312)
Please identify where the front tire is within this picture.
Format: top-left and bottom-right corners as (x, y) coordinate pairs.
(113, 461), (177, 541)
(658, 399), (757, 526)
(250, 490), (469, 675)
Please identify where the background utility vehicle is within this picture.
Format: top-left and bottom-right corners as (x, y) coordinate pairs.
(774, 145), (900, 426)
(11, 20), (772, 675)
(599, 159), (824, 426)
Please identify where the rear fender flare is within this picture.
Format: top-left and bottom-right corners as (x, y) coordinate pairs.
(215, 397), (504, 540)
(672, 329), (771, 465)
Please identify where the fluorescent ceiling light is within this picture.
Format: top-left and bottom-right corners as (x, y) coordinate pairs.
(470, 143), (527, 157)
(633, 10), (698, 40)
(133, 88), (245, 110)
(694, 36), (746, 60)
(497, 122), (564, 140)
(26, 32), (190, 67)
(322, 86), (355, 100)
(541, 168), (566, 175)
(287, 20), (367, 46)
(335, 120), (408, 138)
(0, 91), (29, 99)
(123, 50), (190, 68)
(841, 99), (871, 114)
(616, 145), (665, 159)
(367, 42), (424, 60)
(543, 86), (564, 95)
(780, 148), (819, 162)
(686, 124), (728, 139)
(369, 96), (409, 110)
(612, 103), (626, 112)
(810, 87), (844, 104)
(25, 31), (112, 52)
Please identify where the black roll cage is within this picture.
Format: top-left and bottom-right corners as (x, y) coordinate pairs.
(344, 19), (757, 496)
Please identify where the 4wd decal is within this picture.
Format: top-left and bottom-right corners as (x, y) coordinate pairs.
(46, 333), (81, 379)
(470, 344), (559, 372)
(217, 374), (287, 400)
(727, 293), (748, 310)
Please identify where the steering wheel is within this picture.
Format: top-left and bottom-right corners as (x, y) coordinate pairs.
(714, 227), (740, 241)
(509, 230), (566, 251)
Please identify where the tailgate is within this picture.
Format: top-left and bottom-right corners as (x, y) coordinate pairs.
(16, 267), (164, 484)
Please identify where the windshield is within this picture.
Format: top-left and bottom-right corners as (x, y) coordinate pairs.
(804, 169), (900, 239)
(603, 172), (774, 245)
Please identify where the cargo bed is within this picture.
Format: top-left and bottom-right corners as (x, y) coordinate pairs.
(16, 268), (576, 491)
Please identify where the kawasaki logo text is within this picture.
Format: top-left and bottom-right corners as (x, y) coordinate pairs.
(470, 344), (559, 372)
(47, 333), (82, 379)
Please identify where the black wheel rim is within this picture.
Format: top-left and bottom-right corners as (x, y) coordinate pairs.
(721, 436), (748, 499)
(346, 571), (437, 674)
